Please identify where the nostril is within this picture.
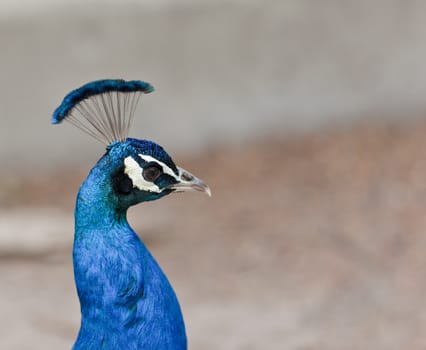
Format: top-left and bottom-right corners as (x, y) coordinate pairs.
(181, 172), (193, 182)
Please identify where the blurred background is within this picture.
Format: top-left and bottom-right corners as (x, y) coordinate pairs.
(2, 0), (426, 349)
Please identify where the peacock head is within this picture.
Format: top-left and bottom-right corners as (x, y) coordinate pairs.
(52, 79), (210, 209)
(107, 137), (210, 208)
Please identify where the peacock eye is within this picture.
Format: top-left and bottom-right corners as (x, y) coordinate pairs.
(142, 164), (163, 182)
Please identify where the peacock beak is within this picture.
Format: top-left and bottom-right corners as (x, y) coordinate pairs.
(166, 167), (211, 197)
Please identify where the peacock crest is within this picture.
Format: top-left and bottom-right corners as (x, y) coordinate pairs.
(52, 79), (154, 144)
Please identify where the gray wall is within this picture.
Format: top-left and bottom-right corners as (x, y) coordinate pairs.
(2, 0), (426, 170)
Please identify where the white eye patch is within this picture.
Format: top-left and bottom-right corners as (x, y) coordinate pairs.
(124, 156), (161, 193)
(138, 154), (178, 178)
(123, 155), (179, 193)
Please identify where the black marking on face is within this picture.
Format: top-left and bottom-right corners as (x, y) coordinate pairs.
(112, 168), (134, 195)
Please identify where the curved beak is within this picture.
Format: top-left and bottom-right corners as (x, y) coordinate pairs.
(167, 167), (211, 197)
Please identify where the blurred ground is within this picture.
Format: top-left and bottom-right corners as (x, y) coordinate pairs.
(2, 120), (426, 349)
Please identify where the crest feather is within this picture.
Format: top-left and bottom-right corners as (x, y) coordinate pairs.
(52, 79), (154, 144)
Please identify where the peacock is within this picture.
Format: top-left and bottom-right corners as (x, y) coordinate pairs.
(52, 79), (211, 349)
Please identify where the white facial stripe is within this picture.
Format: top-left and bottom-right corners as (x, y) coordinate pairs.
(138, 154), (179, 180)
(123, 156), (161, 193)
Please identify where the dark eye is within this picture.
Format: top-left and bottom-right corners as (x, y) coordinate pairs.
(143, 164), (163, 182)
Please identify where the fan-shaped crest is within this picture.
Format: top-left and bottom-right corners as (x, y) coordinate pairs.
(52, 79), (154, 144)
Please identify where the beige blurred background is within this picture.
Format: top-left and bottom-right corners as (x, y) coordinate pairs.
(2, 1), (426, 349)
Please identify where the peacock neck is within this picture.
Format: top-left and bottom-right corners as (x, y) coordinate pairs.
(72, 157), (144, 314)
(75, 160), (126, 234)
(72, 154), (187, 350)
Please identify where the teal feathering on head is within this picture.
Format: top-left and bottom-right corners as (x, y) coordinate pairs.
(52, 79), (210, 350)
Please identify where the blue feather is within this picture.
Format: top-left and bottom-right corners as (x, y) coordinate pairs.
(52, 79), (154, 124)
(72, 141), (187, 349)
(52, 80), (210, 349)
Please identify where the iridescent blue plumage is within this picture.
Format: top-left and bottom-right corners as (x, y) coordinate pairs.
(52, 80), (210, 350)
(52, 79), (154, 124)
(72, 141), (186, 349)
(127, 138), (179, 174)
